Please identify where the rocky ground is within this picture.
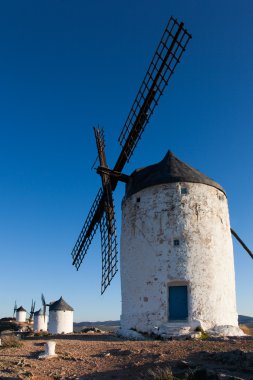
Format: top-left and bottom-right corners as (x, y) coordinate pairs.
(0, 332), (253, 380)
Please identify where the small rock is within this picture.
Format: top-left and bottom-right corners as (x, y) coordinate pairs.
(189, 367), (219, 380)
(21, 371), (33, 377)
(177, 360), (190, 369)
(218, 374), (244, 380)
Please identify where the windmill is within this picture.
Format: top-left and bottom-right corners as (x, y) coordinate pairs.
(28, 299), (36, 323)
(13, 300), (17, 319)
(71, 16), (192, 294)
(70, 16), (253, 338)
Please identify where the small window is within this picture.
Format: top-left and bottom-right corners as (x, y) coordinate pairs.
(174, 239), (180, 246)
(136, 197), (140, 203)
(181, 188), (188, 195)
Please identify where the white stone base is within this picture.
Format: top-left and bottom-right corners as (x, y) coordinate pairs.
(154, 323), (191, 338)
(119, 323), (245, 339)
(117, 328), (150, 340)
(207, 325), (245, 337)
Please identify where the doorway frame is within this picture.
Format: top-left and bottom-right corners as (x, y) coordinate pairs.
(167, 281), (190, 323)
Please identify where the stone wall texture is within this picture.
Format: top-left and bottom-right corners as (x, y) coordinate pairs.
(34, 315), (48, 332)
(120, 182), (238, 333)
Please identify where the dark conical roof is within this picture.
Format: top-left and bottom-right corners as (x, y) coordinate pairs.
(49, 297), (74, 312)
(34, 308), (44, 316)
(16, 306), (26, 312)
(126, 150), (225, 198)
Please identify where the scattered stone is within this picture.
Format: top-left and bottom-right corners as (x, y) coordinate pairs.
(117, 328), (150, 340)
(191, 332), (202, 339)
(218, 374), (245, 380)
(177, 360), (191, 369)
(207, 325), (245, 337)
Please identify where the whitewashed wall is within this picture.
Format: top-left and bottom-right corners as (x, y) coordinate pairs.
(48, 311), (73, 334)
(120, 182), (239, 335)
(16, 310), (26, 323)
(34, 315), (48, 332)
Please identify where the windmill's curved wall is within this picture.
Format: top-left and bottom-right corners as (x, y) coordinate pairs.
(16, 311), (26, 323)
(34, 315), (48, 332)
(48, 311), (73, 334)
(120, 182), (239, 334)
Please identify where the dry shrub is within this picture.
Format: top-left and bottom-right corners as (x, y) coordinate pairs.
(34, 331), (50, 337)
(239, 324), (253, 336)
(1, 334), (23, 348)
(145, 366), (184, 380)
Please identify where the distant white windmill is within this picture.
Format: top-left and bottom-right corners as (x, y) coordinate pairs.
(34, 308), (48, 332)
(48, 297), (74, 334)
(41, 294), (74, 334)
(16, 306), (26, 323)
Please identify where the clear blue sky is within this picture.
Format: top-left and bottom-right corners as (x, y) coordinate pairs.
(0, 0), (252, 322)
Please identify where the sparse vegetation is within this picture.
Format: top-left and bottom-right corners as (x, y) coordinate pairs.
(195, 326), (209, 340)
(34, 331), (50, 337)
(0, 335), (23, 348)
(145, 366), (186, 380)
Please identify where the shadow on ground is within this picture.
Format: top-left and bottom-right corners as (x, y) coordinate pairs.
(26, 333), (123, 342)
(75, 348), (253, 380)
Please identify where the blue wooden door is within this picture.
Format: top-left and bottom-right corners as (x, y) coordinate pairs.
(169, 286), (188, 320)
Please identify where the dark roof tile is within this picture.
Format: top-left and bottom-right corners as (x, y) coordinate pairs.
(126, 150), (225, 198)
(49, 297), (74, 311)
(16, 306), (26, 312)
(34, 308), (44, 316)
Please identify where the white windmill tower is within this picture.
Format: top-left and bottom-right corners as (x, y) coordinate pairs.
(16, 306), (27, 323)
(120, 151), (252, 337)
(34, 309), (48, 332)
(48, 297), (74, 334)
(69, 17), (252, 337)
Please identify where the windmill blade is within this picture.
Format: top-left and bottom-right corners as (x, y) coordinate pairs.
(70, 17), (191, 294)
(41, 293), (47, 320)
(93, 127), (119, 293)
(41, 293), (46, 307)
(13, 300), (17, 318)
(231, 228), (253, 260)
(100, 196), (118, 294)
(71, 187), (105, 269)
(113, 16), (191, 185)
(93, 127), (114, 226)
(29, 299), (36, 322)
(30, 299), (35, 315)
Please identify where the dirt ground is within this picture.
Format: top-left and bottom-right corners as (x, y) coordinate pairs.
(0, 332), (253, 380)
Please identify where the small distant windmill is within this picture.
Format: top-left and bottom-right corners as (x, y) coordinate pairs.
(28, 300), (36, 323)
(70, 16), (192, 294)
